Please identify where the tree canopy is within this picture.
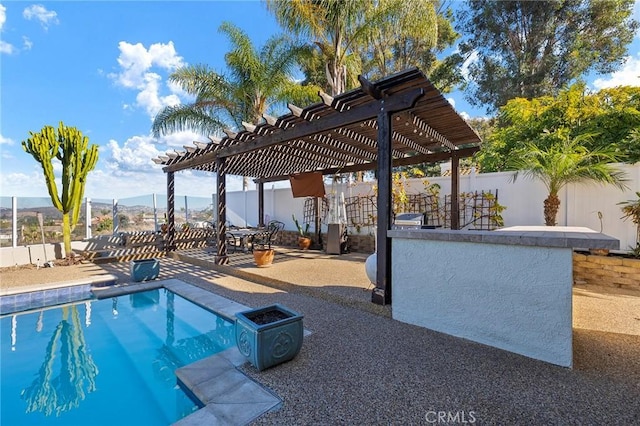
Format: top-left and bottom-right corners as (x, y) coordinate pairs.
(477, 84), (640, 172)
(358, 0), (463, 92)
(457, 0), (639, 112)
(266, 0), (371, 95)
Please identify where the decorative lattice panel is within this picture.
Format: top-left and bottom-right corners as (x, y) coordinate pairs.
(303, 197), (329, 225)
(343, 190), (500, 230)
(344, 195), (378, 228)
(444, 190), (501, 230)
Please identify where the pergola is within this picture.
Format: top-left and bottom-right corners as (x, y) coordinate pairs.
(154, 67), (482, 305)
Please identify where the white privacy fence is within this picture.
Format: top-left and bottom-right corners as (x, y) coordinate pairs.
(1, 163), (638, 251)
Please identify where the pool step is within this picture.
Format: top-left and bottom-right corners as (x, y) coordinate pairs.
(174, 351), (281, 426)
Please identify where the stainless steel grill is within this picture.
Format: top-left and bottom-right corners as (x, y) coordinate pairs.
(393, 213), (424, 229)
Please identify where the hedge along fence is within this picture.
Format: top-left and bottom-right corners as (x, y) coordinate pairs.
(573, 252), (640, 292)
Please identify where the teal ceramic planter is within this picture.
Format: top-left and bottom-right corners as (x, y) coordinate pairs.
(130, 258), (160, 282)
(235, 304), (304, 371)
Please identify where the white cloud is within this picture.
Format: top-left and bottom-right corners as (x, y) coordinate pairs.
(166, 79), (193, 101)
(0, 134), (14, 145)
(0, 40), (14, 54)
(461, 50), (478, 81)
(592, 53), (640, 89)
(82, 167), (224, 199)
(1, 170), (49, 197)
(135, 72), (182, 118)
(1, 134), (15, 159)
(23, 4), (59, 30)
(158, 130), (202, 148)
(105, 135), (164, 172)
(447, 98), (455, 107)
(0, 5), (15, 54)
(104, 131), (204, 172)
(89, 131), (234, 198)
(0, 4), (6, 29)
(109, 41), (186, 119)
(22, 36), (32, 50)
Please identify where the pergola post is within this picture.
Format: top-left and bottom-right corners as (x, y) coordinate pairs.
(451, 152), (460, 230)
(215, 157), (228, 264)
(258, 181), (265, 227)
(372, 105), (393, 305)
(166, 171), (176, 251)
(313, 197), (322, 249)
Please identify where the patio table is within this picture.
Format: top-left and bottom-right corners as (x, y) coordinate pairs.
(229, 228), (265, 252)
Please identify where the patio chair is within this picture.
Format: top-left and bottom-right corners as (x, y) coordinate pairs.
(250, 221), (284, 251)
(225, 232), (240, 253)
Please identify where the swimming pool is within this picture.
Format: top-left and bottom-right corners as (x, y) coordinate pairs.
(0, 288), (235, 425)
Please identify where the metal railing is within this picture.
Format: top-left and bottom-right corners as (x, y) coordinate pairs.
(0, 194), (216, 248)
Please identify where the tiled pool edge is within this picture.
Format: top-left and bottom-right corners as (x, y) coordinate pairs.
(0, 274), (117, 315)
(1, 284), (94, 315)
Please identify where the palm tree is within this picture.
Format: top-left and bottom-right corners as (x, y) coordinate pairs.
(267, 0), (459, 96)
(510, 130), (628, 226)
(152, 22), (319, 187)
(360, 0), (452, 79)
(266, 0), (388, 95)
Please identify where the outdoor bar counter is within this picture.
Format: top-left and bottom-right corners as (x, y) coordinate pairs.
(388, 226), (619, 367)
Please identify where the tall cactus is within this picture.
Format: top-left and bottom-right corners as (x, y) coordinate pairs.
(22, 122), (99, 258)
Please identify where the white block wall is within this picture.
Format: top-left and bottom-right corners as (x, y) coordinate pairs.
(391, 238), (574, 367)
(227, 163), (638, 249)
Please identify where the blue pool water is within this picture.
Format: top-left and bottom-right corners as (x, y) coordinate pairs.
(0, 289), (235, 425)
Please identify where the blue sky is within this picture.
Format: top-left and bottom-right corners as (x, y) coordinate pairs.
(1, 1), (639, 200)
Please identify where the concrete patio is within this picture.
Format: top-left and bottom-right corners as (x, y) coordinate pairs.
(89, 247), (640, 425)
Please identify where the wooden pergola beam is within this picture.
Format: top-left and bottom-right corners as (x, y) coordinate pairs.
(162, 87), (425, 173)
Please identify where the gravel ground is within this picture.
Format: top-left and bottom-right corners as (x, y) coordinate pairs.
(2, 251), (639, 424)
(0, 261), (108, 294)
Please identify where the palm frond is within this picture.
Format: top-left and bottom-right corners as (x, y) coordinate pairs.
(152, 105), (225, 138)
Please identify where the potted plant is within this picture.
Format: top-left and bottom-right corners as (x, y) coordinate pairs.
(252, 247), (275, 267)
(292, 214), (311, 249)
(130, 258), (160, 282)
(160, 213), (168, 233)
(235, 304), (304, 371)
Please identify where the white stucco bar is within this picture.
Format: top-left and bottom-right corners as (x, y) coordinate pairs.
(388, 226), (619, 368)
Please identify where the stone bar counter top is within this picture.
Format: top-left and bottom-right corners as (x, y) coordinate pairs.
(388, 225), (619, 250)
